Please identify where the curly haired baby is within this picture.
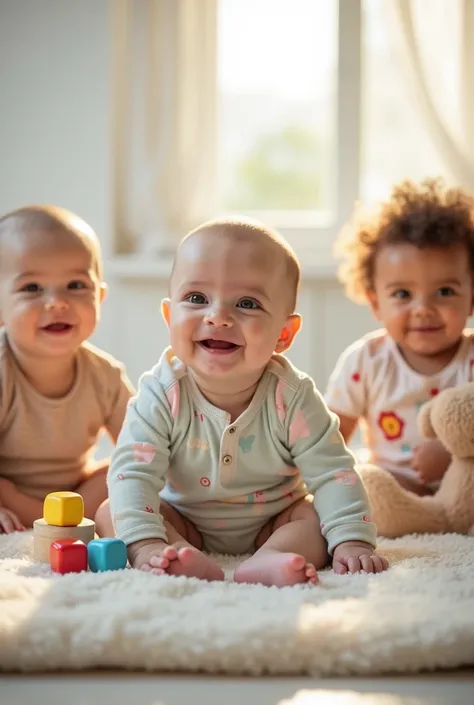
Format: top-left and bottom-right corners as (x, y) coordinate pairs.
(325, 178), (474, 495)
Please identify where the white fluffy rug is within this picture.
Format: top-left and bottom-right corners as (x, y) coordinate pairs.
(1, 531), (474, 676)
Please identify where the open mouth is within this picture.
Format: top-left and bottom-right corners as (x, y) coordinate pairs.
(199, 339), (239, 352)
(41, 323), (73, 334)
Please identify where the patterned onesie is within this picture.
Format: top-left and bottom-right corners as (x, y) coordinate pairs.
(324, 329), (474, 487)
(108, 347), (376, 555)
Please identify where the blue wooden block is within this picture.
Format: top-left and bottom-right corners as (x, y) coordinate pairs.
(88, 538), (127, 572)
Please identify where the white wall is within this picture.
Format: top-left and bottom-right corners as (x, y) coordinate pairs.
(0, 1), (113, 240)
(0, 0), (120, 347)
(0, 0), (377, 391)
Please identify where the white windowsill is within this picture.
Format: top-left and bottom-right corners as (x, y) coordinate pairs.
(107, 253), (339, 282)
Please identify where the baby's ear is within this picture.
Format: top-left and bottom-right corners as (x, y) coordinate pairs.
(417, 400), (437, 439)
(99, 282), (108, 303)
(161, 298), (171, 328)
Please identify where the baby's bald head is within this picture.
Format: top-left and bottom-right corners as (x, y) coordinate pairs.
(171, 218), (301, 313)
(0, 205), (103, 279)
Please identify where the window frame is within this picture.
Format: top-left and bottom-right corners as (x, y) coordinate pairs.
(111, 0), (362, 270)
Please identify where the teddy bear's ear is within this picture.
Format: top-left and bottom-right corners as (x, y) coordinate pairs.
(417, 400), (437, 438)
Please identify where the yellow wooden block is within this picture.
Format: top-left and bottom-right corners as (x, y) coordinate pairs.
(43, 491), (84, 527)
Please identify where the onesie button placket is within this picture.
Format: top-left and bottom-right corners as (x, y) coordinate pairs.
(219, 424), (239, 487)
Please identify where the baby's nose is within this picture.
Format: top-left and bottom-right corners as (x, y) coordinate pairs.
(44, 296), (68, 312)
(412, 297), (434, 315)
(204, 305), (233, 327)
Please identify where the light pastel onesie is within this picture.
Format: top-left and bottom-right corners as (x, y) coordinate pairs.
(107, 348), (376, 555)
(324, 329), (474, 486)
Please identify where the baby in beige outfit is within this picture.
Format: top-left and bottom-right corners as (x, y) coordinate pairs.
(0, 205), (134, 532)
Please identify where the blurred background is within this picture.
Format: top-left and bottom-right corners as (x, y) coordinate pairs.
(1, 0), (472, 390)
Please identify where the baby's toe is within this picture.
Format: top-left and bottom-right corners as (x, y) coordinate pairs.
(305, 564), (318, 583)
(162, 546), (178, 560)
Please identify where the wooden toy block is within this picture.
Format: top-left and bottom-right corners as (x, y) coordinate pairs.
(43, 491), (84, 527)
(50, 539), (88, 574)
(33, 517), (95, 562)
(88, 538), (127, 572)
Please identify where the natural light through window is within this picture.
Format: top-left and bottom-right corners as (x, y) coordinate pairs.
(361, 0), (454, 204)
(217, 0), (337, 222)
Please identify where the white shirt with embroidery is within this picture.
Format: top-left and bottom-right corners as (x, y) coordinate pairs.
(324, 329), (474, 481)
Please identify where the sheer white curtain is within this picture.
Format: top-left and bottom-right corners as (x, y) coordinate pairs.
(113, 0), (217, 255)
(386, 0), (474, 189)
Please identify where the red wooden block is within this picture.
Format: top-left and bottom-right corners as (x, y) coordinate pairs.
(50, 538), (88, 574)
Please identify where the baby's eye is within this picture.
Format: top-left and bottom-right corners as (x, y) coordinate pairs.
(67, 280), (87, 290)
(438, 286), (455, 297)
(20, 282), (41, 293)
(392, 289), (410, 300)
(237, 298), (260, 310)
(185, 293), (207, 305)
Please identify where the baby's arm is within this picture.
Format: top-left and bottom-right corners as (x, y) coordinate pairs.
(0, 375), (36, 529)
(65, 364), (135, 521)
(107, 370), (173, 566)
(0, 477), (39, 529)
(104, 365), (136, 444)
(412, 438), (451, 485)
(288, 379), (387, 574)
(331, 413), (358, 444)
(324, 340), (367, 444)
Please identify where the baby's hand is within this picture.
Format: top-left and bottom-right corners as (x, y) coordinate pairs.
(332, 540), (389, 575)
(0, 507), (25, 534)
(412, 439), (450, 485)
(128, 539), (173, 575)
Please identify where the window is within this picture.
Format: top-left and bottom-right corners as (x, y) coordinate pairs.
(111, 0), (361, 265)
(112, 0), (466, 269)
(217, 0), (337, 221)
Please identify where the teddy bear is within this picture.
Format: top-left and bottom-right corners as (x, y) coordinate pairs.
(357, 382), (474, 538)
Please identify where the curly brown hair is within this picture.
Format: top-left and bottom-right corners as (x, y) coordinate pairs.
(335, 178), (474, 303)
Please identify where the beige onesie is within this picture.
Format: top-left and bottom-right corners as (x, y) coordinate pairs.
(0, 327), (134, 499)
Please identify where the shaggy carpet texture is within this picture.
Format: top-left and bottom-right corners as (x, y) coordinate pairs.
(1, 531), (474, 676)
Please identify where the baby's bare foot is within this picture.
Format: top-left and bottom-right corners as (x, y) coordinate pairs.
(233, 550), (318, 587)
(147, 545), (225, 581)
